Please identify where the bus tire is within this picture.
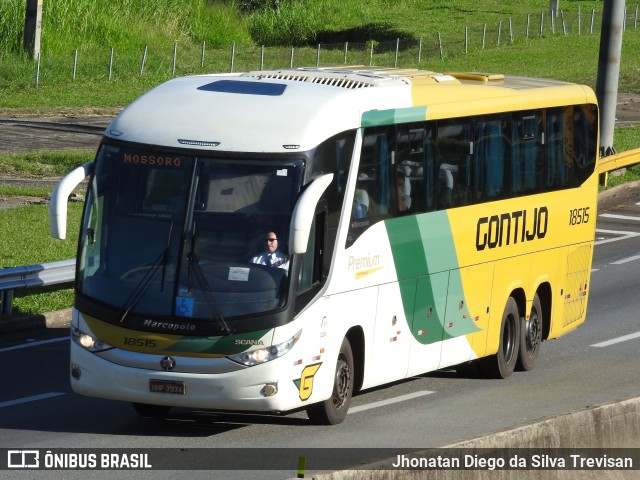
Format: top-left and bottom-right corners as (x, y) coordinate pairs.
(482, 297), (520, 379)
(132, 403), (172, 418)
(306, 337), (354, 425)
(517, 294), (542, 371)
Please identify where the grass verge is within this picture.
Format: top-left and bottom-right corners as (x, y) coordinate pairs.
(0, 202), (82, 317)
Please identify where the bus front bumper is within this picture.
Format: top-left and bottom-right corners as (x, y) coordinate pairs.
(69, 341), (304, 413)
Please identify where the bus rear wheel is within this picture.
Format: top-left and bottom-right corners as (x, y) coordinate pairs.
(482, 297), (520, 379)
(306, 337), (354, 425)
(517, 294), (542, 371)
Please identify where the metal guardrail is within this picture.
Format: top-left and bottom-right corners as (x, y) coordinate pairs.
(0, 259), (75, 316)
(598, 147), (640, 186)
(598, 147), (640, 175)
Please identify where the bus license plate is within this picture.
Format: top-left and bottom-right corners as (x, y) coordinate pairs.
(149, 379), (185, 394)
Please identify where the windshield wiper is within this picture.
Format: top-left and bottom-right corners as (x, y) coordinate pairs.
(186, 223), (231, 335)
(117, 220), (174, 323)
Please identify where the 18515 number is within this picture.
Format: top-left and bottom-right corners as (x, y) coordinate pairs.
(569, 207), (590, 225)
(123, 337), (157, 348)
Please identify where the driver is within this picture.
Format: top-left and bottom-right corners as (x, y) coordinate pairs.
(250, 231), (289, 270)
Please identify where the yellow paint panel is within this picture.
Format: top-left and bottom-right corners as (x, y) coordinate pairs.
(447, 187), (597, 269)
(410, 83), (594, 120)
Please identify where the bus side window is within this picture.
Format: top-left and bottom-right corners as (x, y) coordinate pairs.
(570, 104), (598, 185)
(511, 113), (543, 195)
(296, 205), (327, 312)
(395, 124), (427, 215)
(545, 108), (570, 189)
(424, 128), (436, 212)
(474, 114), (507, 202)
(347, 128), (393, 247)
(436, 120), (471, 209)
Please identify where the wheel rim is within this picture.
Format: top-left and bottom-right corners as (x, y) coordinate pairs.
(331, 356), (351, 410)
(525, 309), (541, 354)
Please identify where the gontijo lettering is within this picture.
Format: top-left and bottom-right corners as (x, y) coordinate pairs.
(476, 206), (548, 251)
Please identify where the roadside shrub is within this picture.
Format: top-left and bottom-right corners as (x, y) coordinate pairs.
(237, 0), (283, 13)
(248, 0), (326, 46)
(0, 0), (25, 55)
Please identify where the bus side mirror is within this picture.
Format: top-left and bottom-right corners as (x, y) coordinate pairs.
(50, 162), (94, 239)
(289, 173), (333, 254)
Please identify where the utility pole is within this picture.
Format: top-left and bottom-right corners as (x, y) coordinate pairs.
(24, 0), (43, 59)
(596, 0), (625, 157)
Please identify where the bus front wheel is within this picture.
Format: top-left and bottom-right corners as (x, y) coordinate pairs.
(306, 337), (354, 425)
(517, 294), (542, 371)
(483, 297), (520, 379)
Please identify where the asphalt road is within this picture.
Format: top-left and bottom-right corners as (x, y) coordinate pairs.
(1, 186), (640, 480)
(0, 115), (110, 154)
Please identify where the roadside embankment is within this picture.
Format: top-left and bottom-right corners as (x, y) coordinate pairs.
(309, 395), (640, 480)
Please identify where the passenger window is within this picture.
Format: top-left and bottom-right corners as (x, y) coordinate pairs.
(396, 124), (427, 215)
(347, 127), (394, 247)
(511, 113), (544, 195)
(436, 120), (472, 208)
(474, 114), (508, 201)
(570, 104), (598, 185)
(545, 108), (570, 189)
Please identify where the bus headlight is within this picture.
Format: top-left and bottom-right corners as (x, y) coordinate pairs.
(71, 327), (113, 353)
(228, 330), (301, 367)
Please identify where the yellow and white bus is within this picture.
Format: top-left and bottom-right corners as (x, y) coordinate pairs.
(51, 67), (598, 425)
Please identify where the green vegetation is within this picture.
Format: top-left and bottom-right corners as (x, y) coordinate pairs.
(1, 0), (640, 316)
(0, 185), (50, 197)
(1, 0), (640, 111)
(0, 151), (93, 177)
(1, 203), (81, 267)
(0, 203), (82, 316)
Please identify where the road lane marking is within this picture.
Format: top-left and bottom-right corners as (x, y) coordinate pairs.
(611, 255), (640, 265)
(599, 213), (640, 222)
(591, 331), (640, 348)
(349, 391), (435, 415)
(0, 337), (67, 354)
(0, 392), (66, 408)
(594, 228), (640, 245)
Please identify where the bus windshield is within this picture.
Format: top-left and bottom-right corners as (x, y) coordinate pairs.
(77, 143), (304, 331)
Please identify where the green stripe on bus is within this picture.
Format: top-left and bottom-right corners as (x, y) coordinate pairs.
(361, 106), (427, 127)
(386, 211), (458, 276)
(386, 212), (479, 345)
